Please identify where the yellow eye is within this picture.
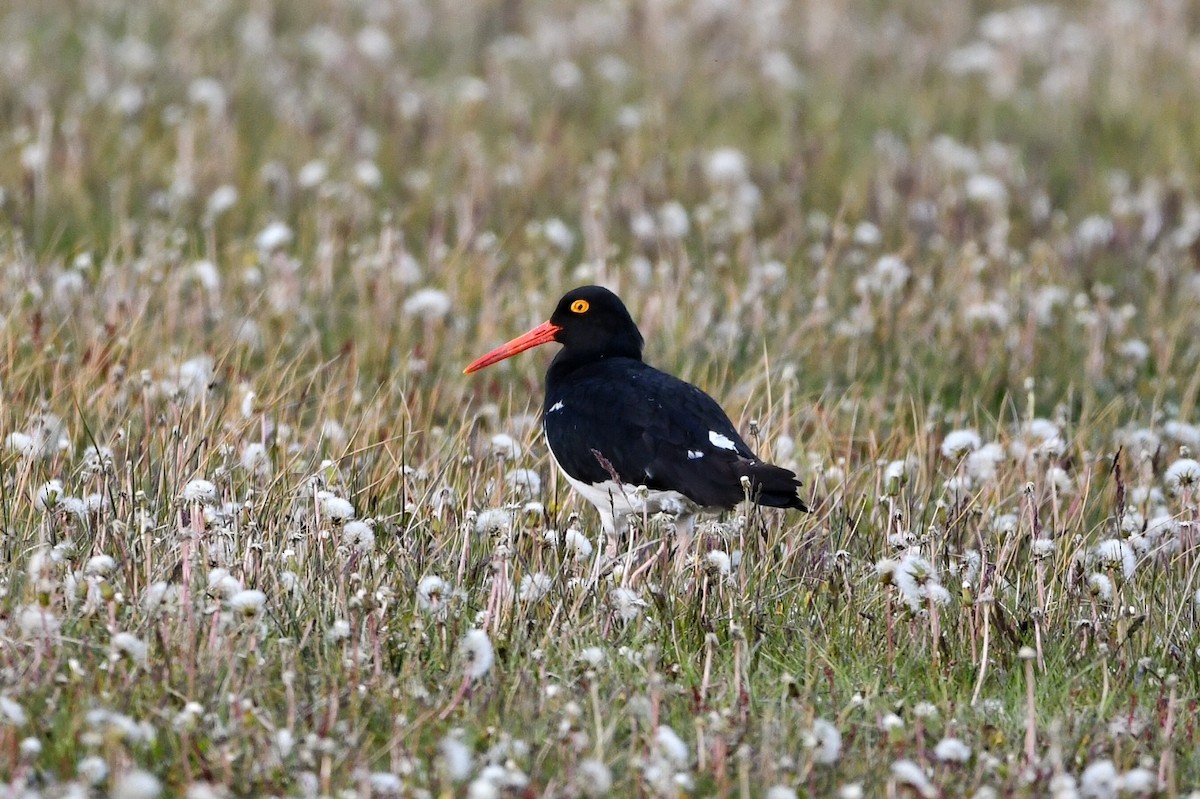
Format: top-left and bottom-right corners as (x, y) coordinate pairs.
(570, 299), (589, 314)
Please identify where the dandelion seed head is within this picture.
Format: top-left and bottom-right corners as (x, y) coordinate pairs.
(803, 718), (842, 765)
(705, 550), (732, 577)
(610, 586), (647, 622)
(459, 629), (494, 680)
(658, 201), (690, 239)
(77, 754), (108, 784)
(228, 589), (267, 618)
(1091, 539), (1136, 579)
(439, 735), (473, 782)
(654, 725), (689, 767)
(577, 758), (613, 797)
(1088, 573), (1113, 601)
(1165, 458), (1200, 491)
(17, 604), (61, 638)
(255, 221), (293, 252)
(85, 554), (117, 577)
(1119, 767), (1155, 794)
(318, 492), (355, 521)
(564, 527), (594, 562)
(403, 287), (452, 320)
(766, 787), (798, 799)
(111, 632), (149, 666)
(183, 481), (217, 505)
(112, 769), (162, 799)
(505, 468), (542, 498)
(416, 575), (449, 614)
(475, 508), (513, 536)
(518, 572), (552, 603)
(934, 737), (971, 763)
(36, 479), (64, 510)
(941, 429), (982, 458)
(0, 695), (28, 727)
(1079, 759), (1118, 799)
(489, 433), (521, 460)
(705, 147), (748, 186)
(343, 520), (375, 554)
(890, 759), (935, 798)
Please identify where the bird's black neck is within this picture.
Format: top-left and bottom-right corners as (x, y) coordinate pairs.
(546, 345), (643, 388)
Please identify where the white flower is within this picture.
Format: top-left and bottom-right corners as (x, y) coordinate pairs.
(804, 718), (842, 764)
(318, 492), (356, 521)
(113, 769), (162, 799)
(941, 429), (982, 458)
(933, 737), (971, 763)
(563, 528), (594, 562)
(17, 604), (61, 638)
(489, 433), (521, 460)
(1031, 539), (1055, 560)
(576, 758), (612, 797)
(966, 442), (1006, 482)
(205, 185), (238, 218)
(77, 754), (108, 784)
(890, 759), (935, 798)
(705, 147), (748, 186)
(658, 201), (690, 239)
(182, 479), (218, 503)
(1091, 539), (1136, 579)
(326, 619), (351, 642)
(367, 773), (402, 795)
(228, 589), (267, 618)
(439, 735), (473, 782)
(0, 695), (28, 726)
(871, 255), (910, 297)
(518, 572), (552, 603)
(542, 217), (575, 252)
(505, 468), (542, 497)
(85, 555), (117, 577)
(255, 221), (293, 252)
(475, 508), (513, 535)
(459, 629), (494, 680)
(965, 173), (1008, 209)
(403, 288), (452, 320)
(296, 159), (327, 188)
(1165, 458), (1200, 492)
(610, 586), (647, 622)
(240, 443), (271, 476)
(344, 520), (375, 554)
(654, 725), (689, 767)
(1087, 573), (1113, 601)
(704, 550), (732, 577)
(416, 575), (449, 614)
(1080, 759), (1118, 799)
(36, 479), (64, 510)
(112, 632), (149, 666)
(1119, 768), (1156, 794)
(207, 568), (243, 599)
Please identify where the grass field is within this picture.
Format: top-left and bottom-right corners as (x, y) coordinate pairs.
(3, 0), (1200, 796)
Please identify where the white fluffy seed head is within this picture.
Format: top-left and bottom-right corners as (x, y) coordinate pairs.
(459, 629), (494, 680)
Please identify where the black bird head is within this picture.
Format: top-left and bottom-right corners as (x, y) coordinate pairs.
(464, 286), (644, 374)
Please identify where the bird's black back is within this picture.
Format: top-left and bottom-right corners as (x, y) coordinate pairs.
(542, 357), (807, 511)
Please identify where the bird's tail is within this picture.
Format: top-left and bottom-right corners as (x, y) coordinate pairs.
(744, 461), (810, 512)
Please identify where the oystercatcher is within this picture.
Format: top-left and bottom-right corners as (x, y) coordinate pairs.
(465, 285), (809, 552)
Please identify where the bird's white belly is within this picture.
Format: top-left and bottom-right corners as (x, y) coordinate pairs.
(546, 445), (697, 534)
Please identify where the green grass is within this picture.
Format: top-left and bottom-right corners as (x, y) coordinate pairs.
(3, 0), (1200, 797)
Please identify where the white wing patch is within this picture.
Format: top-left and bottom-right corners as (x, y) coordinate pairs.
(687, 450), (704, 460)
(709, 431), (737, 451)
(548, 401), (565, 413)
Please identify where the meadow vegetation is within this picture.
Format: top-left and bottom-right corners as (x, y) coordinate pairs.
(2, 0), (1200, 796)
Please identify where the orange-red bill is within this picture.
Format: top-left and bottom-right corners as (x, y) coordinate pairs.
(464, 320), (562, 374)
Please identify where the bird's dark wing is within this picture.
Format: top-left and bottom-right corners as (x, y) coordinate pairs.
(543, 358), (807, 510)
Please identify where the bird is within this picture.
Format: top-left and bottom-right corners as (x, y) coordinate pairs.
(464, 285), (809, 555)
